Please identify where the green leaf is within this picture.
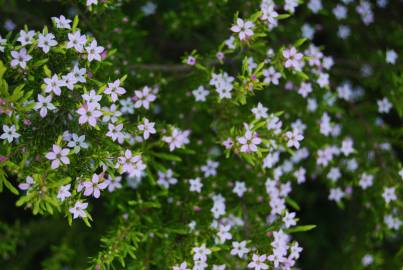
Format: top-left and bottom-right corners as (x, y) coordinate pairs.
(285, 225), (316, 234)
(16, 195), (31, 207)
(0, 60), (7, 79)
(286, 197), (300, 211)
(32, 58), (49, 68)
(9, 84), (25, 102)
(151, 152), (182, 162)
(277, 14), (291, 20)
(294, 38), (307, 48)
(43, 65), (52, 77)
(72, 16), (79, 31)
(1, 175), (19, 195)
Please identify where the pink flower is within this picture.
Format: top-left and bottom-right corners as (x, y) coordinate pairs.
(237, 129), (261, 153)
(230, 18), (254, 41)
(18, 176), (34, 191)
(76, 102), (102, 127)
(45, 144), (70, 169)
(104, 79), (126, 102)
(106, 123), (125, 144)
(283, 47), (304, 71)
(248, 254), (268, 270)
(134, 86), (156, 109)
(83, 174), (108, 198)
(162, 128), (190, 151)
(116, 150), (146, 177)
(186, 56), (196, 65)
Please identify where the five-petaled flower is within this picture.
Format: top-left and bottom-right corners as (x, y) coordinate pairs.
(69, 201), (88, 219)
(76, 102), (103, 127)
(231, 18), (254, 41)
(34, 94), (56, 117)
(82, 174), (108, 198)
(0, 124), (20, 143)
(45, 144), (70, 169)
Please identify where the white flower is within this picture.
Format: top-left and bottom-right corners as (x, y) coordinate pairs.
(82, 89), (102, 105)
(119, 97), (135, 114)
(86, 0), (98, 7)
(52, 15), (72, 29)
(69, 201), (88, 219)
(67, 134), (88, 153)
(0, 125), (20, 143)
(285, 129), (304, 149)
(298, 82), (312, 98)
(102, 104), (122, 123)
(67, 31), (87, 53)
(104, 80), (126, 102)
(76, 103), (102, 127)
(328, 188), (344, 202)
(230, 241), (250, 258)
(382, 187), (397, 204)
(283, 47), (304, 71)
(10, 48), (32, 69)
(0, 35), (6, 52)
(231, 18), (254, 41)
(192, 244), (211, 262)
(377, 97), (392, 113)
(261, 2), (278, 29)
(248, 254), (268, 270)
(34, 94), (56, 118)
(189, 177), (203, 193)
(359, 173), (373, 189)
(251, 103), (268, 119)
(217, 224), (232, 244)
(263, 67), (281, 85)
(83, 174), (108, 198)
(341, 138), (354, 156)
(86, 40), (104, 62)
(57, 184), (72, 201)
(283, 211), (297, 228)
(106, 123), (125, 144)
(172, 262), (189, 270)
(285, 0), (299, 13)
(386, 49), (398, 64)
(233, 181), (247, 197)
(61, 72), (77, 90)
(141, 2), (157, 15)
(116, 150), (146, 178)
(308, 0), (322, 13)
(157, 169), (177, 189)
(162, 128), (190, 151)
(201, 160), (219, 177)
(362, 254), (374, 266)
(44, 74), (65, 96)
(225, 36), (236, 49)
(138, 118), (156, 140)
(45, 144), (70, 169)
(333, 4), (347, 20)
(192, 86), (209, 102)
(104, 176), (122, 192)
(71, 65), (86, 83)
(37, 33), (58, 53)
(134, 86), (157, 109)
(17, 30), (35, 46)
(237, 128), (261, 153)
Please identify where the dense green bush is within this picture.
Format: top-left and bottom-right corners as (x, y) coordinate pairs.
(0, 0), (402, 269)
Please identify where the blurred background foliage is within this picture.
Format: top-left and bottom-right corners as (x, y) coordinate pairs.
(0, 0), (402, 269)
